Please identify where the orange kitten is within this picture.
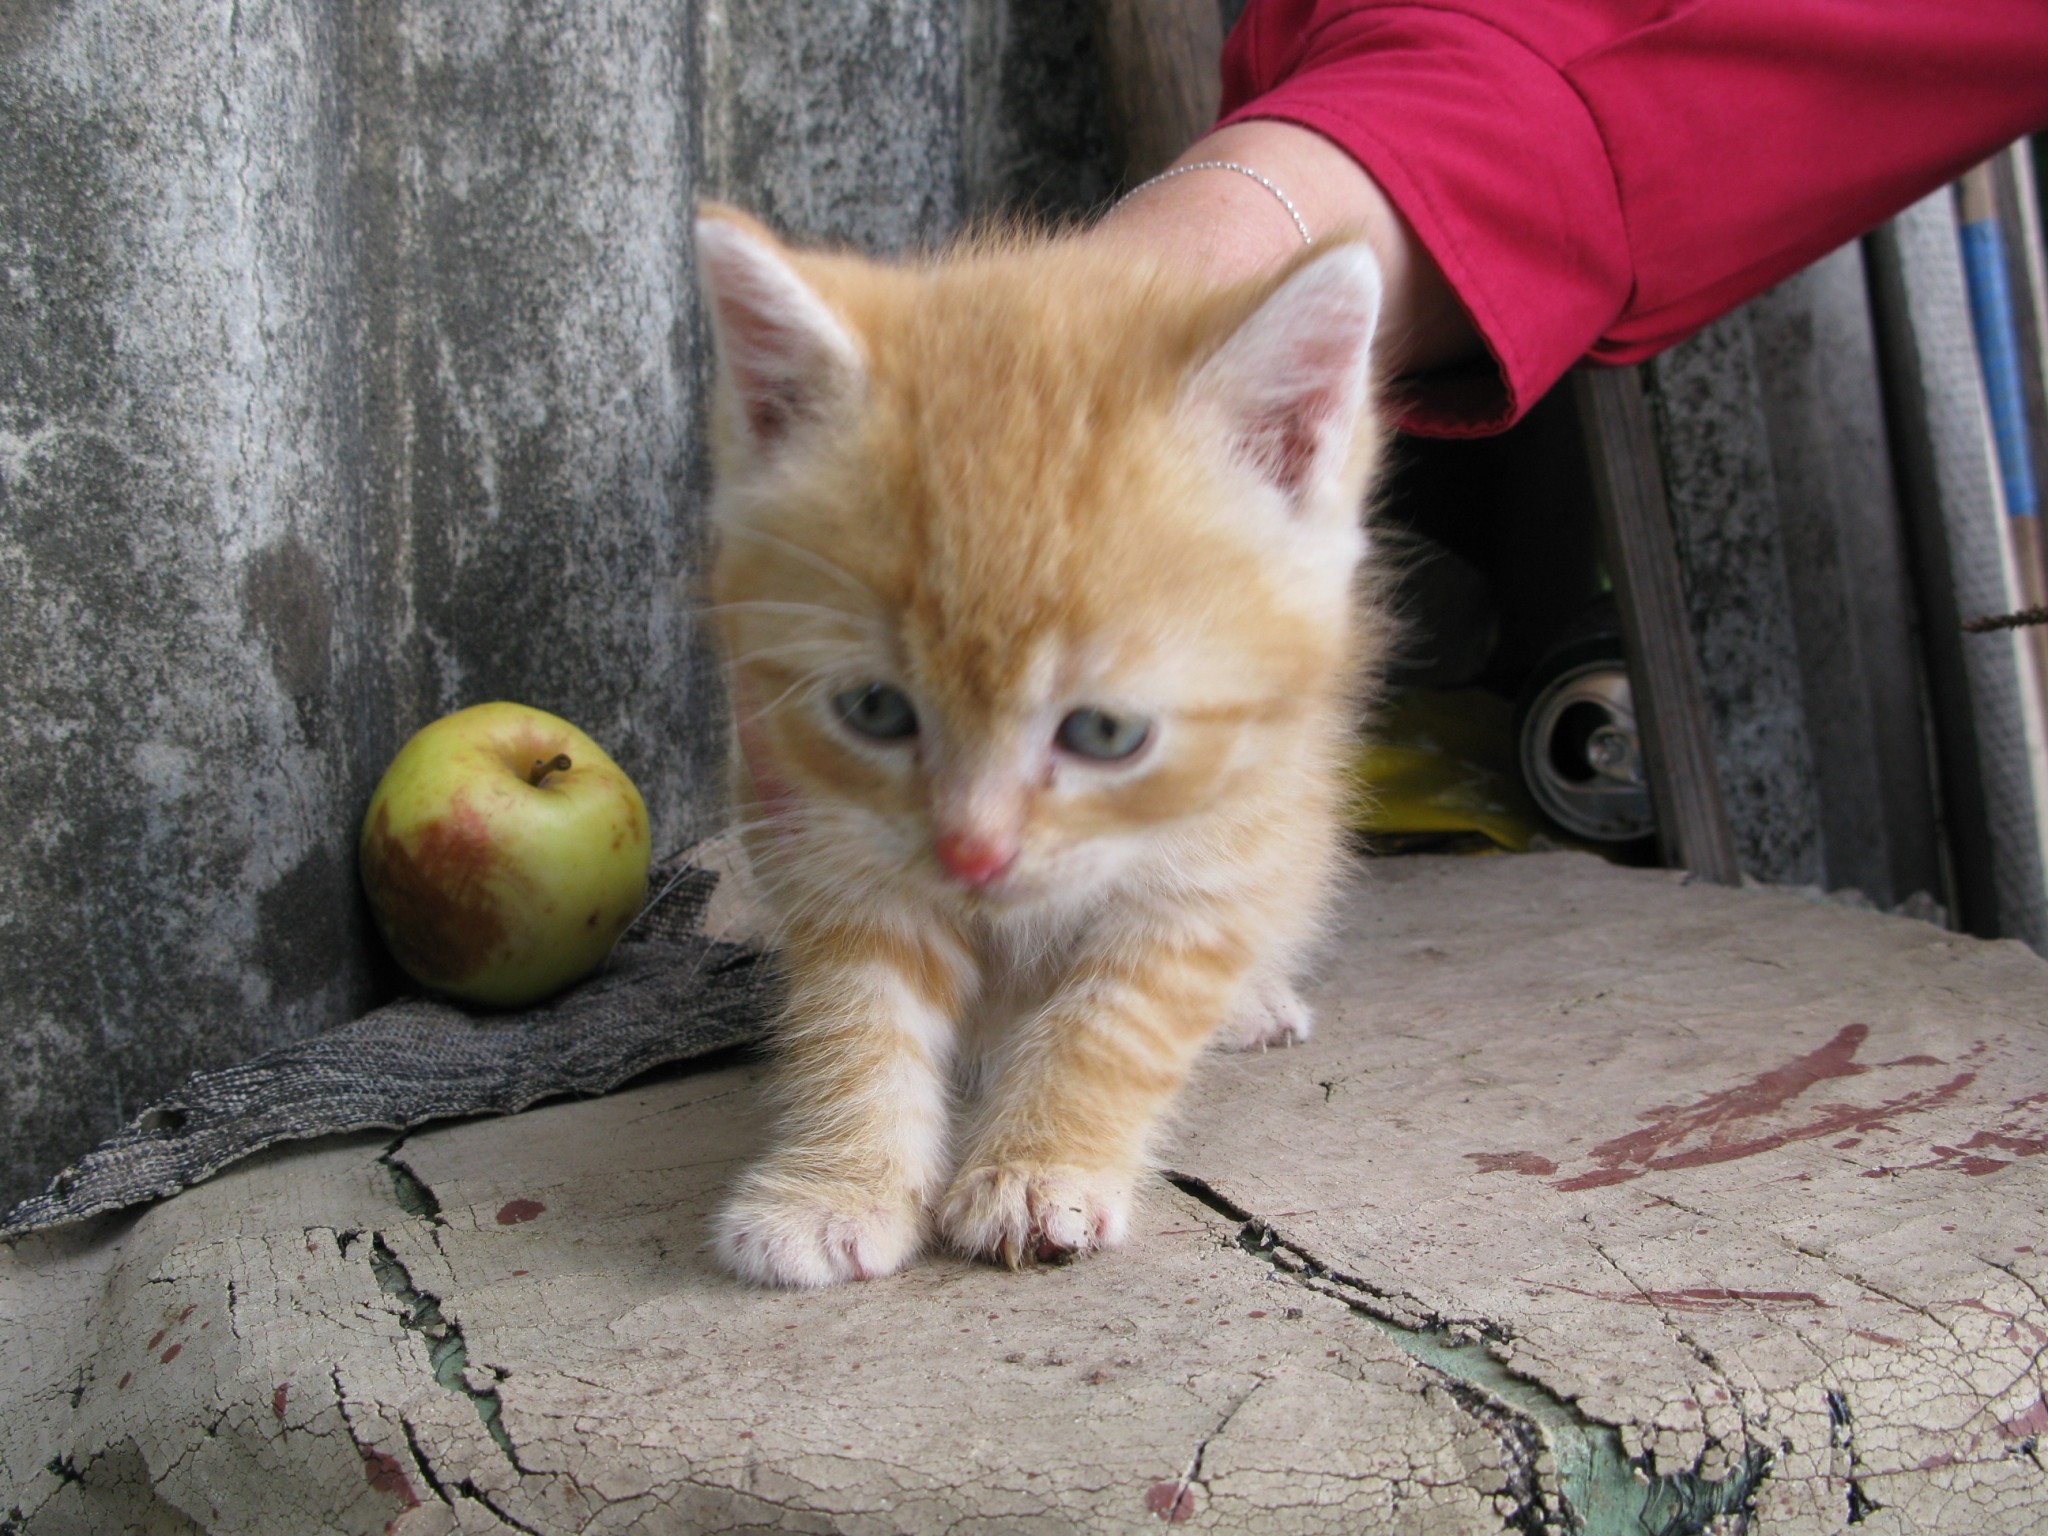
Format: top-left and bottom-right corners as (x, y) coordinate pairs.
(696, 205), (1388, 1288)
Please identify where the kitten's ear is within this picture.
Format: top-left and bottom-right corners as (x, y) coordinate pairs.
(1180, 242), (1383, 517)
(695, 207), (865, 457)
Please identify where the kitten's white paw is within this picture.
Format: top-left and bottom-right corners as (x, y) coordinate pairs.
(938, 1162), (1132, 1267)
(1221, 976), (1315, 1051)
(713, 1170), (923, 1288)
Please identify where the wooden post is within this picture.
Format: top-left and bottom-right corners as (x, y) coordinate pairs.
(1573, 366), (1745, 885)
(1088, 0), (1223, 183)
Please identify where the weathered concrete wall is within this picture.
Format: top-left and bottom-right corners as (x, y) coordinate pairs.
(0, 0), (1114, 1211)
(699, 0), (967, 247)
(3, 0), (406, 1210)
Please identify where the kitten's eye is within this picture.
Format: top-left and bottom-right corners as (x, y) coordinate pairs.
(833, 683), (919, 741)
(1056, 707), (1150, 761)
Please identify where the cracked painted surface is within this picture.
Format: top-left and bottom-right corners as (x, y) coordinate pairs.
(4, 854), (2044, 1532)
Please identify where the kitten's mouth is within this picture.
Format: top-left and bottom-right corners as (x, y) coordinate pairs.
(955, 876), (1025, 906)
(941, 869), (1040, 910)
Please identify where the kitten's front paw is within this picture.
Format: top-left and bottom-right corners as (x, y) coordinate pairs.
(1221, 976), (1314, 1051)
(938, 1162), (1132, 1268)
(713, 1168), (923, 1288)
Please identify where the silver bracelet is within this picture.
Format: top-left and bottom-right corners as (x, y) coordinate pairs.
(1116, 159), (1312, 246)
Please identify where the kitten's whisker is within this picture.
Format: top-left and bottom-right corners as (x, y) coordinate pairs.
(608, 860), (699, 954)
(736, 655), (867, 722)
(719, 818), (797, 847)
(737, 678), (821, 722)
(722, 523), (882, 608)
(698, 599), (887, 636)
(727, 639), (856, 670)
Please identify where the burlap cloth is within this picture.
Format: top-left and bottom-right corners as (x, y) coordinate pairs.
(1, 841), (778, 1240)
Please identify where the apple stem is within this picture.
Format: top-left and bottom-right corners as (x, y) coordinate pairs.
(529, 753), (573, 787)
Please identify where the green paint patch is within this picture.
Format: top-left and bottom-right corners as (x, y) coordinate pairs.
(380, 1144), (444, 1220)
(1369, 1311), (1765, 1536)
(369, 1235), (519, 1468)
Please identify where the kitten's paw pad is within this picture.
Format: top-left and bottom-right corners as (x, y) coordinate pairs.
(1223, 977), (1314, 1051)
(713, 1173), (922, 1289)
(938, 1163), (1131, 1268)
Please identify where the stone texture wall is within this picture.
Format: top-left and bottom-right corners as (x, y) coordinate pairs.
(1642, 316), (1830, 889)
(0, 0), (1114, 1210)
(1638, 247), (1954, 910)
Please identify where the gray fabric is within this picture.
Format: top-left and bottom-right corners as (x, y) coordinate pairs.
(0, 861), (776, 1240)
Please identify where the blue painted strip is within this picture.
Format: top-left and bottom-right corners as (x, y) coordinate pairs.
(1961, 216), (2041, 519)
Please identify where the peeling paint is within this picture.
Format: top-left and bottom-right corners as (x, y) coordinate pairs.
(1164, 1171), (1770, 1536)
(6, 856), (2046, 1532)
(367, 1231), (520, 1470)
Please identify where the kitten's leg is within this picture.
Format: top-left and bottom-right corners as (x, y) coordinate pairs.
(938, 935), (1245, 1267)
(715, 924), (966, 1288)
(1219, 970), (1314, 1051)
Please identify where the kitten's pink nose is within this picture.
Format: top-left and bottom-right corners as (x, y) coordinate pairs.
(935, 830), (1017, 888)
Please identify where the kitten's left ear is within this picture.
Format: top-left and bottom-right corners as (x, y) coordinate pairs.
(696, 207), (866, 459)
(1180, 242), (1383, 520)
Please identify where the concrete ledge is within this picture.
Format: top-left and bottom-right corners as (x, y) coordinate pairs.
(5, 854), (2045, 1533)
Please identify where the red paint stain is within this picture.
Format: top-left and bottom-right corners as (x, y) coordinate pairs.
(1860, 1122), (2048, 1179)
(1953, 1155), (2009, 1175)
(512, 1268), (529, 1276)
(1532, 1282), (1830, 1313)
(1647, 1287), (1829, 1311)
(1467, 1151), (1558, 1176)
(1145, 1480), (1197, 1523)
(360, 1447), (420, 1509)
(1852, 1329), (1908, 1347)
(160, 1344), (182, 1364)
(1549, 1024), (1977, 1191)
(147, 1329), (166, 1351)
(273, 1384), (290, 1422)
(1556, 1167), (1638, 1190)
(1950, 1297), (2048, 1347)
(2000, 1394), (2048, 1441)
(497, 1198), (546, 1225)
(177, 1305), (195, 1323)
(117, 1372), (132, 1391)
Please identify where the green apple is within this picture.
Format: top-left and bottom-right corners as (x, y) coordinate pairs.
(359, 702), (652, 1007)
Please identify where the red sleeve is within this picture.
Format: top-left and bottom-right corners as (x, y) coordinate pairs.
(1219, 0), (2048, 437)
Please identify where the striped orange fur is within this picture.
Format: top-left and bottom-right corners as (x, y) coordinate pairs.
(697, 205), (1390, 1287)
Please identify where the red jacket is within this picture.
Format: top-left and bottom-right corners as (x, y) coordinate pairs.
(1219, 0), (2048, 435)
